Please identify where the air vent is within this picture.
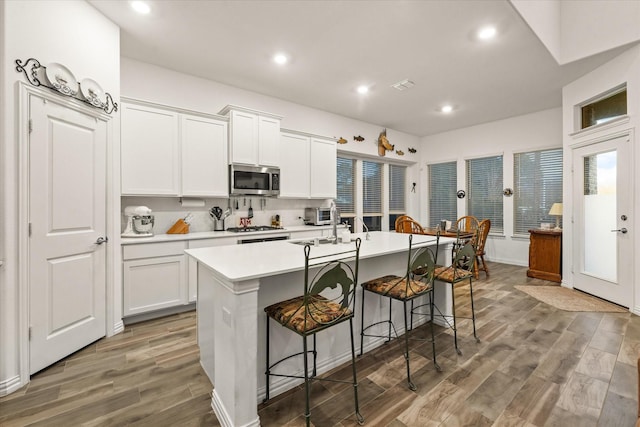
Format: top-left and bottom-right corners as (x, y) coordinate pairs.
(391, 79), (415, 91)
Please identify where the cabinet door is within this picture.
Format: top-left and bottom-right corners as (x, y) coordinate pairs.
(230, 110), (258, 165)
(280, 132), (310, 198)
(123, 255), (187, 316)
(121, 103), (180, 195)
(258, 116), (281, 167)
(181, 115), (228, 197)
(310, 137), (337, 198)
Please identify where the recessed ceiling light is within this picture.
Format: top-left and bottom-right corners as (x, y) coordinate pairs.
(131, 1), (150, 14)
(441, 105), (453, 113)
(273, 53), (288, 65)
(477, 26), (497, 40)
(357, 85), (369, 94)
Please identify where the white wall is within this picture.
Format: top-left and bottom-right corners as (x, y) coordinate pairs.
(0, 0), (120, 395)
(562, 45), (640, 313)
(419, 108), (563, 266)
(511, 0), (640, 65)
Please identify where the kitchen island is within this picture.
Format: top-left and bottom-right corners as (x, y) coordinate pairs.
(186, 231), (454, 427)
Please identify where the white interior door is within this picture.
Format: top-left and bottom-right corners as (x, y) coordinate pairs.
(572, 134), (633, 307)
(29, 97), (107, 374)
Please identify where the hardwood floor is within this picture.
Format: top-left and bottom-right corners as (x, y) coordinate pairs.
(1, 263), (638, 426)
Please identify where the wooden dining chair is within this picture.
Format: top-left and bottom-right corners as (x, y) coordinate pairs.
(394, 215), (412, 232)
(455, 215), (480, 232)
(397, 218), (425, 234)
(475, 219), (491, 278)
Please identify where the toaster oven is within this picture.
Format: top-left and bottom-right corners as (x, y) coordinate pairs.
(304, 207), (338, 226)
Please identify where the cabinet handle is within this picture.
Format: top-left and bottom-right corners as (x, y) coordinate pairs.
(610, 228), (628, 234)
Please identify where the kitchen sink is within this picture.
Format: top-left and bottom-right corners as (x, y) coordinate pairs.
(289, 237), (335, 246)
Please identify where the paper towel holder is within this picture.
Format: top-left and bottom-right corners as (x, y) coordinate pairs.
(179, 197), (205, 207)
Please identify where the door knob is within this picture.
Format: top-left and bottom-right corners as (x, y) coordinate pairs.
(611, 228), (628, 234)
(95, 236), (109, 244)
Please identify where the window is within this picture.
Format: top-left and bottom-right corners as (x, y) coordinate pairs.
(581, 88), (627, 129)
(363, 160), (383, 231)
(336, 157), (355, 216)
(466, 156), (503, 233)
(388, 164), (406, 229)
(514, 148), (563, 235)
(428, 162), (457, 228)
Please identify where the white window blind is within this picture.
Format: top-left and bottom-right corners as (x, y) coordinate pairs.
(429, 162), (457, 227)
(389, 165), (406, 213)
(336, 157), (355, 214)
(466, 156), (503, 233)
(363, 161), (382, 215)
(514, 148), (563, 234)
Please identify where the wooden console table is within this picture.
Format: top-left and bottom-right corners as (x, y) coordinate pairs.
(527, 229), (562, 283)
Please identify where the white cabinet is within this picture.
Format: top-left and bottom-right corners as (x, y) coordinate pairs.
(280, 130), (337, 199)
(121, 102), (180, 196)
(220, 105), (282, 167)
(121, 100), (229, 197)
(122, 241), (188, 317)
(280, 132), (310, 198)
(181, 115), (228, 197)
(310, 137), (337, 198)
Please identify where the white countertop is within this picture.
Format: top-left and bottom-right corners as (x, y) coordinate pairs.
(120, 224), (339, 245)
(186, 231), (454, 282)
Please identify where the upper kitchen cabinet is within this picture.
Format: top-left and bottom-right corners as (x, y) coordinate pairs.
(181, 115), (228, 197)
(280, 129), (337, 199)
(219, 105), (282, 167)
(121, 99), (229, 197)
(121, 102), (180, 195)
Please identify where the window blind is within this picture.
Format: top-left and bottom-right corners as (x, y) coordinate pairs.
(336, 157), (355, 214)
(363, 160), (382, 214)
(428, 162), (457, 227)
(514, 148), (563, 234)
(466, 156), (503, 233)
(389, 165), (406, 213)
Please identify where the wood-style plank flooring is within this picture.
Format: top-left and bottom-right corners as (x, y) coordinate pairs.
(1, 263), (638, 426)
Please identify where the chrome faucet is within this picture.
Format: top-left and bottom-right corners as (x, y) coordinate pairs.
(330, 200), (338, 244)
(353, 216), (371, 240)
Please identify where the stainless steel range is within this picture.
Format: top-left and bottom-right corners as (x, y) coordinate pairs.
(226, 226), (284, 233)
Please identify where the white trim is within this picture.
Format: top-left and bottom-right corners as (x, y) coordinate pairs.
(0, 375), (22, 396)
(16, 82), (116, 389)
(217, 104), (283, 120)
(121, 96), (229, 122)
(569, 115), (630, 139)
(512, 144), (563, 155)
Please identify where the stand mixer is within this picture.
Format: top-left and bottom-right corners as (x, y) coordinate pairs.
(122, 206), (155, 237)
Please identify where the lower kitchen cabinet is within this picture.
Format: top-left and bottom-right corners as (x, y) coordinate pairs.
(122, 241), (188, 317)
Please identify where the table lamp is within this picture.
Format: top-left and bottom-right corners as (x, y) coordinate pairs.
(548, 203), (563, 230)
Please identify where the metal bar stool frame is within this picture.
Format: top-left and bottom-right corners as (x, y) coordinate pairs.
(431, 230), (481, 355)
(359, 233), (441, 391)
(264, 238), (364, 426)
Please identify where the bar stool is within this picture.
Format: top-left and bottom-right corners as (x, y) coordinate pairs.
(264, 239), (364, 426)
(359, 234), (440, 391)
(432, 231), (480, 355)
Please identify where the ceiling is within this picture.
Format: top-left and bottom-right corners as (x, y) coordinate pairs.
(90, 0), (627, 137)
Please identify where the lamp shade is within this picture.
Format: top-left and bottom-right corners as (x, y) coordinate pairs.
(548, 203), (563, 230)
(548, 203), (563, 216)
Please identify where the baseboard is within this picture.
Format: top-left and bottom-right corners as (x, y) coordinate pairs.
(0, 375), (23, 397)
(123, 303), (196, 325)
(212, 389), (259, 427)
(488, 256), (528, 267)
(112, 320), (125, 336)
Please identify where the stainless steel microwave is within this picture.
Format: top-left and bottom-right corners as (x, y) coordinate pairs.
(304, 207), (338, 226)
(229, 165), (280, 196)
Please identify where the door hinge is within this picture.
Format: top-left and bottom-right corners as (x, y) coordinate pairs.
(28, 119), (33, 134)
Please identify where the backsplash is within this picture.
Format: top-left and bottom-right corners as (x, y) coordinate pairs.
(121, 196), (331, 234)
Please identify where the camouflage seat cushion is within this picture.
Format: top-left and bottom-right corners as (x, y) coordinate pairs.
(434, 266), (473, 283)
(265, 295), (352, 335)
(361, 275), (431, 300)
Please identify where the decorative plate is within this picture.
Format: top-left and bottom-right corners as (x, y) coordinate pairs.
(80, 78), (104, 107)
(45, 63), (78, 96)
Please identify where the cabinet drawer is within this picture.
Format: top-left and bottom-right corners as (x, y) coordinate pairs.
(123, 241), (187, 260)
(188, 237), (238, 249)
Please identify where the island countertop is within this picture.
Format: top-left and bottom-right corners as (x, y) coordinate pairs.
(185, 231), (454, 282)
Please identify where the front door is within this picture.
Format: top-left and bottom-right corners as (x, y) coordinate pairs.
(29, 96), (107, 374)
(572, 134), (633, 307)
